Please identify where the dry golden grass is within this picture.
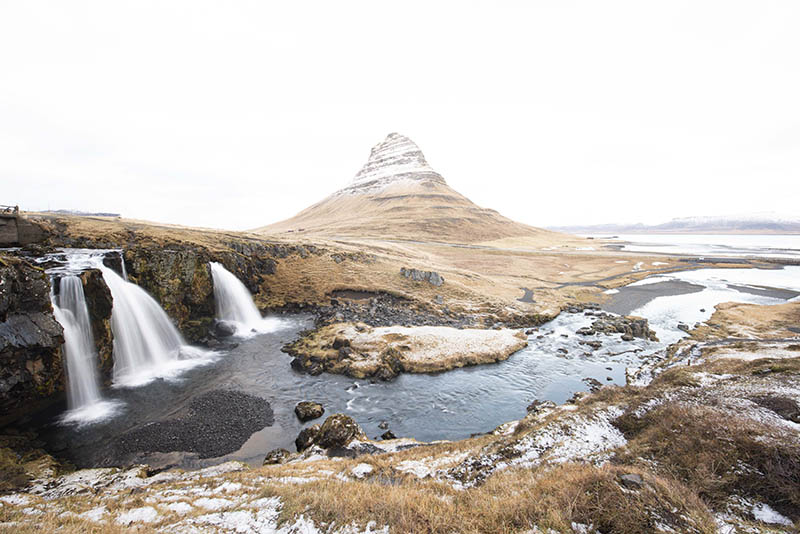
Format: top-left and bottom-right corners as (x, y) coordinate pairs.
(692, 300), (800, 341)
(258, 462), (716, 534)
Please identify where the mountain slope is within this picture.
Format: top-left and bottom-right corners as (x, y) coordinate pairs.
(256, 133), (565, 244)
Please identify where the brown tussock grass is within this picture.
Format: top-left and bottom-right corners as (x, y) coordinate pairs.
(615, 403), (800, 521)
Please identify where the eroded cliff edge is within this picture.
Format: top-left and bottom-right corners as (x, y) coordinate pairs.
(0, 255), (63, 425)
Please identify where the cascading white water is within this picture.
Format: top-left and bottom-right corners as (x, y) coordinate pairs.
(119, 250), (128, 280)
(51, 276), (119, 424)
(209, 262), (286, 335)
(209, 262), (262, 325)
(98, 262), (213, 387)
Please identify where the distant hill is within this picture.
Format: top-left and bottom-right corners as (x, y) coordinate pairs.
(44, 209), (121, 217)
(256, 133), (567, 245)
(550, 213), (800, 235)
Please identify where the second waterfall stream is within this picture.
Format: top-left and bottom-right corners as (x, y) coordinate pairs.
(97, 262), (214, 388)
(209, 261), (286, 336)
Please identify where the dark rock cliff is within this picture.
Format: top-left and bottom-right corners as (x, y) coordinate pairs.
(79, 269), (114, 383)
(0, 255), (64, 425)
(121, 241), (320, 342)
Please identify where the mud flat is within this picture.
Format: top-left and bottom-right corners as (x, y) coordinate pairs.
(602, 280), (705, 315)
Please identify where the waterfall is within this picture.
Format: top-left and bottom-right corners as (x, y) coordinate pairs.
(209, 262), (285, 335)
(51, 276), (118, 424)
(98, 263), (213, 387)
(119, 250), (128, 280)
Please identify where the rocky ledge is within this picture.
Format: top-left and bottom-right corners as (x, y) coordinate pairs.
(284, 322), (528, 380)
(0, 255), (64, 424)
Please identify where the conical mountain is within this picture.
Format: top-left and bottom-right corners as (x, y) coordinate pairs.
(256, 133), (563, 244)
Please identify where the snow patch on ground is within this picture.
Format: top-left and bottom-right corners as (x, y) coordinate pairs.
(116, 506), (160, 524)
(751, 502), (793, 525)
(0, 494), (31, 506)
(82, 505), (108, 522)
(194, 497), (235, 510)
(351, 463), (374, 478)
(164, 495), (388, 534)
(165, 502), (193, 515)
(396, 452), (470, 480)
(513, 406), (627, 467)
(216, 481), (243, 493)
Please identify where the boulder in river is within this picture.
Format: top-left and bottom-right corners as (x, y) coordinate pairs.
(294, 401), (324, 422)
(213, 320), (236, 338)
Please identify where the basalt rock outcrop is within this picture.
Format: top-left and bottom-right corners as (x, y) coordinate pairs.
(294, 414), (367, 452)
(400, 267), (444, 287)
(575, 311), (659, 342)
(78, 269), (114, 382)
(0, 255), (64, 424)
(123, 246), (217, 343)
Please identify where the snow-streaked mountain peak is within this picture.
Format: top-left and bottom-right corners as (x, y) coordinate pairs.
(340, 133), (446, 195)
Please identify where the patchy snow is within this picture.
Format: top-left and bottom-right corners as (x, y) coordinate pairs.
(513, 407), (626, 467)
(603, 288), (619, 295)
(116, 506), (160, 524)
(273, 476), (321, 484)
(396, 452), (470, 480)
(81, 505), (108, 522)
(351, 463), (374, 479)
(692, 372), (735, 386)
(194, 497), (235, 511)
(166, 502), (193, 515)
(751, 502), (793, 525)
(0, 494), (31, 506)
(494, 420), (520, 436)
(196, 461), (249, 478)
(216, 482), (243, 493)
(166, 495), (388, 534)
(243, 496), (282, 509)
(396, 460), (433, 479)
(348, 437), (422, 453)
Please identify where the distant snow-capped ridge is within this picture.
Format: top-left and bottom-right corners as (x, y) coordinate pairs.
(549, 212), (800, 234)
(666, 212), (800, 226)
(338, 133), (446, 195)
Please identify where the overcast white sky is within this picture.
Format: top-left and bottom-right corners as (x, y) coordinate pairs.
(1, 1), (798, 230)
